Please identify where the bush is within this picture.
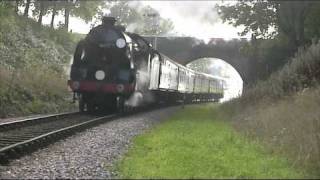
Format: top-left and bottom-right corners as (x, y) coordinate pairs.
(0, 5), (78, 118)
(0, 65), (76, 118)
(240, 40), (320, 106)
(220, 40), (320, 177)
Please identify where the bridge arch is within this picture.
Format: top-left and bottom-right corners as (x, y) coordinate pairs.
(144, 36), (251, 85)
(186, 57), (243, 101)
(175, 43), (251, 85)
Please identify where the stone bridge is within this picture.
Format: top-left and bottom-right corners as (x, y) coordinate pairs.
(144, 37), (251, 84)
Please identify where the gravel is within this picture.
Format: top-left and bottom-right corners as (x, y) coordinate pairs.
(0, 106), (178, 179)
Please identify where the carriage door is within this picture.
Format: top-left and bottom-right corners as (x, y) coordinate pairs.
(149, 54), (160, 90)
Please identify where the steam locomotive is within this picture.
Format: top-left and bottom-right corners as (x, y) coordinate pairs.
(68, 17), (224, 112)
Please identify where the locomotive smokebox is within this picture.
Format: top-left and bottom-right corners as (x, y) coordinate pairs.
(102, 16), (116, 26)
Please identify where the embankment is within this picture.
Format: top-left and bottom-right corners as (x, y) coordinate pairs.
(0, 6), (82, 118)
(219, 40), (320, 177)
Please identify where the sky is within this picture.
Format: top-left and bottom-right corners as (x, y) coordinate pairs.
(139, 1), (249, 42)
(41, 0), (250, 42)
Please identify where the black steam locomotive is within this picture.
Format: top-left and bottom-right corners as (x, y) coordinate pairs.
(68, 17), (224, 112)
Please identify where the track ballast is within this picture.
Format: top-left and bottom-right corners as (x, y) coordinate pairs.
(0, 112), (117, 164)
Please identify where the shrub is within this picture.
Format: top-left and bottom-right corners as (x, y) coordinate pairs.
(239, 40), (320, 106)
(220, 40), (320, 177)
(0, 5), (78, 118)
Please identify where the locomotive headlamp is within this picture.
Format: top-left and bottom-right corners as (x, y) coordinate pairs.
(116, 38), (126, 48)
(117, 84), (124, 92)
(72, 81), (80, 90)
(95, 70), (105, 80)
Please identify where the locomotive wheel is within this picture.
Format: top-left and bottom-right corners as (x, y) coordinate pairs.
(116, 96), (125, 113)
(87, 102), (95, 113)
(79, 95), (85, 112)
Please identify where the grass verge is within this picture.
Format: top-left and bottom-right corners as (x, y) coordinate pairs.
(220, 87), (320, 177)
(115, 104), (303, 179)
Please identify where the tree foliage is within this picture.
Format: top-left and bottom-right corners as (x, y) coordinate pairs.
(107, 1), (174, 35)
(4, 0), (106, 31)
(218, 1), (277, 39)
(217, 1), (319, 46)
(217, 1), (320, 83)
(6, 0), (173, 35)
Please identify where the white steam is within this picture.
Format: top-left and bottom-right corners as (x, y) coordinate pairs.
(139, 1), (221, 40)
(125, 57), (156, 107)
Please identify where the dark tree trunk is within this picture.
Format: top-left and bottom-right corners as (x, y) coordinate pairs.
(15, 0), (19, 14)
(64, 6), (70, 31)
(38, 2), (44, 25)
(24, 0), (30, 17)
(277, 2), (311, 47)
(50, 3), (56, 28)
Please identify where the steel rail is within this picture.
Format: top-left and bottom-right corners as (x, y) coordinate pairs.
(0, 112), (79, 131)
(0, 113), (117, 164)
(0, 103), (189, 164)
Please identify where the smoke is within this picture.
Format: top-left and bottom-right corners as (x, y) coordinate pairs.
(125, 1), (220, 34)
(126, 23), (141, 33)
(133, 1), (222, 41)
(165, 1), (219, 25)
(127, 1), (145, 12)
(100, 1), (228, 40)
(125, 57), (156, 107)
(134, 1), (220, 26)
(125, 90), (155, 107)
(125, 91), (143, 107)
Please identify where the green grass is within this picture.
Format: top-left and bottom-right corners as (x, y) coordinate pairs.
(116, 104), (304, 179)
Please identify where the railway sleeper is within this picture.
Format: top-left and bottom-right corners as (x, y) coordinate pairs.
(0, 153), (10, 164)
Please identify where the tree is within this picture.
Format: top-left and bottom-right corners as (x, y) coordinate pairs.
(140, 6), (174, 35)
(304, 3), (320, 41)
(33, 0), (50, 25)
(276, 1), (312, 46)
(61, 0), (106, 31)
(72, 0), (107, 23)
(15, 0), (20, 14)
(186, 58), (214, 74)
(107, 1), (174, 35)
(24, 0), (31, 17)
(218, 1), (277, 39)
(217, 1), (313, 46)
(217, 1), (320, 82)
(64, 0), (71, 31)
(108, 1), (141, 27)
(50, 1), (57, 28)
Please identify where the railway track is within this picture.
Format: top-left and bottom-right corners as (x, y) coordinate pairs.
(0, 112), (117, 164)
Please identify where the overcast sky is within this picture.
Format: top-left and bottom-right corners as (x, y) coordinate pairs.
(42, 0), (250, 42)
(139, 1), (249, 41)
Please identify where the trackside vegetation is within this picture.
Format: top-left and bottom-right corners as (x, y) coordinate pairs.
(0, 5), (81, 118)
(219, 40), (320, 177)
(115, 105), (303, 179)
